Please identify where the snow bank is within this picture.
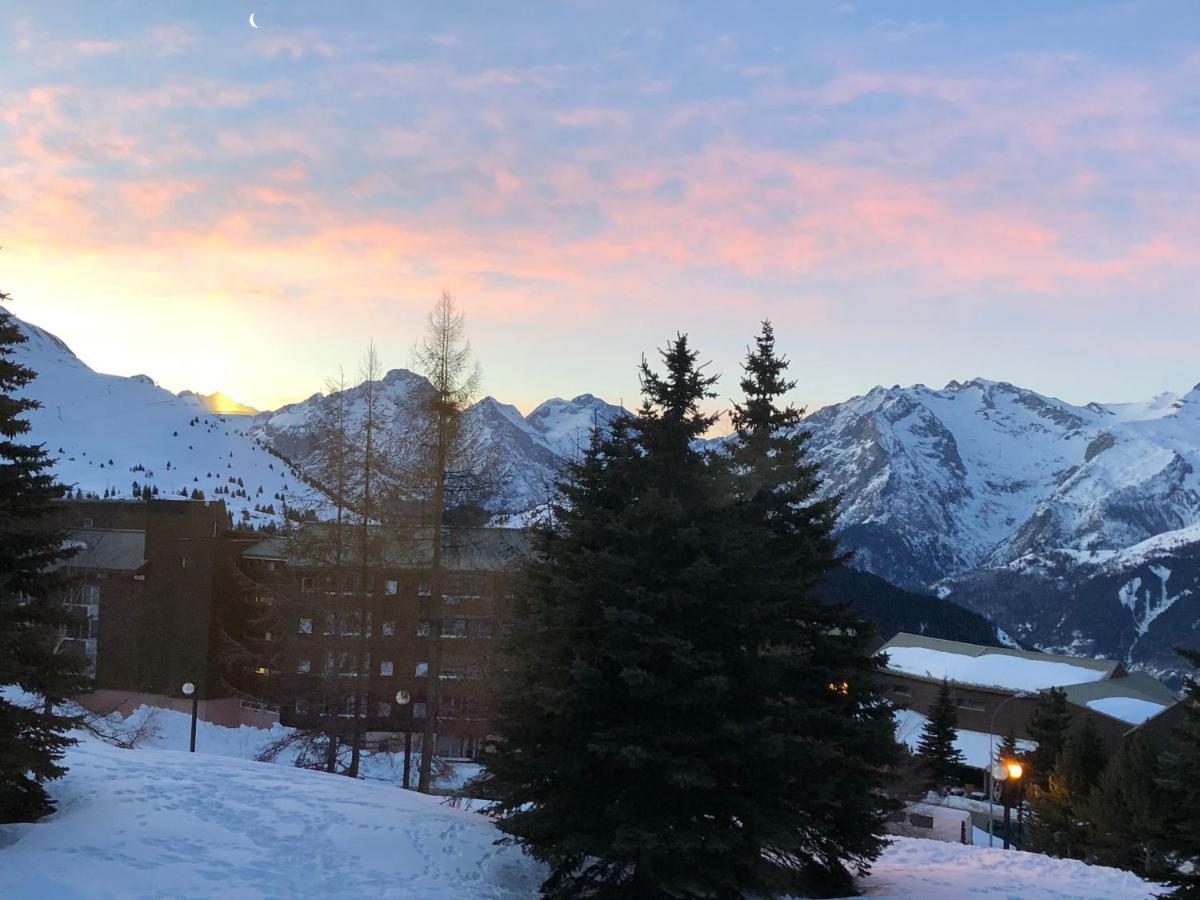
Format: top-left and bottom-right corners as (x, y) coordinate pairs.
(856, 836), (1157, 899)
(884, 646), (1108, 691)
(0, 733), (541, 899)
(0, 731), (1157, 899)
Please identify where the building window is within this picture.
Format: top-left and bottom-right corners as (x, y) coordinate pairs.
(380, 661), (394, 676)
(891, 683), (912, 696)
(415, 662), (428, 677)
(301, 576), (314, 593)
(323, 613), (335, 635)
(295, 699), (308, 716)
(82, 584), (99, 604)
(385, 579), (398, 595)
(416, 621), (432, 637)
(340, 652), (358, 676)
(472, 619), (495, 638)
(413, 702), (427, 718)
(377, 702), (392, 718)
(180, 556), (187, 569)
(418, 578), (431, 596)
(381, 621), (395, 636)
(443, 618), (468, 638)
(297, 658), (311, 674)
(298, 617), (313, 634)
(955, 697), (986, 712)
(82, 517), (94, 528)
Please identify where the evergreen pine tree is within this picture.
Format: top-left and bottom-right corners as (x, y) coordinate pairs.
(717, 320), (898, 894)
(1157, 648), (1200, 898)
(486, 336), (757, 898)
(915, 679), (965, 787)
(1026, 686), (1072, 787)
(0, 295), (91, 822)
(1028, 717), (1107, 860)
(1082, 732), (1170, 880)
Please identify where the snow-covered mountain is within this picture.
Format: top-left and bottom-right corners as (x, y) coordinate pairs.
(10, 306), (1198, 674)
(248, 378), (624, 514)
(8, 315), (306, 527)
(800, 377), (1200, 678)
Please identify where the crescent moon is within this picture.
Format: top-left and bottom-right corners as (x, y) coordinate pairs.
(249, 12), (258, 28)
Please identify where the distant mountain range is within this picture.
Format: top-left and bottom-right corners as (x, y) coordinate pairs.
(10, 311), (1199, 678)
(801, 378), (1200, 681)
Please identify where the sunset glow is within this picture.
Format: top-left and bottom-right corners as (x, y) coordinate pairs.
(3, 2), (1199, 412)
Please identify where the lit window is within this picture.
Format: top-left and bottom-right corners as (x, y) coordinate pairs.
(298, 617), (313, 634)
(380, 661), (394, 676)
(385, 579), (398, 595)
(298, 659), (311, 673)
(382, 621), (395, 636)
(415, 662), (428, 677)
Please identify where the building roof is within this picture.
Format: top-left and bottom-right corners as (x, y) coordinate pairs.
(242, 526), (532, 571)
(879, 632), (1121, 692)
(1058, 673), (1178, 726)
(60, 529), (146, 572)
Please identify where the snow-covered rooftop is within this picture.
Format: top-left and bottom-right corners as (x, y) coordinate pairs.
(880, 633), (1117, 692)
(894, 708), (1036, 770)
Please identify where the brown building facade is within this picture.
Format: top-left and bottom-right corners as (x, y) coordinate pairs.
(237, 526), (529, 760)
(878, 632), (1181, 764)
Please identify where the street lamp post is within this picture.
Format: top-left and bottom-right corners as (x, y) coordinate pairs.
(395, 689), (412, 789)
(181, 681), (198, 753)
(987, 691), (1028, 847)
(1002, 761), (1023, 850)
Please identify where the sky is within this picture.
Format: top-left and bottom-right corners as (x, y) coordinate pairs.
(2, 1), (1199, 418)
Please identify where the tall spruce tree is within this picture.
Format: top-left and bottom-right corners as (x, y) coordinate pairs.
(1082, 731), (1170, 880)
(485, 336), (753, 898)
(0, 295), (91, 822)
(1028, 717), (1107, 860)
(1157, 648), (1200, 898)
(915, 680), (965, 787)
(718, 320), (899, 895)
(1026, 687), (1072, 788)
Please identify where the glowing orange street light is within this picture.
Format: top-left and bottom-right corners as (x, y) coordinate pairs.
(1001, 760), (1025, 849)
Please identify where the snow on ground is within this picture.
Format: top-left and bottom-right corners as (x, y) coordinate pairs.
(894, 708), (1036, 770)
(0, 732), (541, 900)
(88, 701), (474, 791)
(884, 646), (1109, 691)
(1086, 696), (1169, 725)
(0, 731), (1159, 900)
(859, 837), (1157, 899)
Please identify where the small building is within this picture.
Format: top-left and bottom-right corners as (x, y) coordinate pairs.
(879, 632), (1181, 765)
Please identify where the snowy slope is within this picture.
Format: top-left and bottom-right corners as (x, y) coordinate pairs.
(803, 377), (1200, 675)
(803, 378), (1200, 587)
(9, 315), (306, 527)
(524, 393), (625, 460)
(0, 725), (1158, 899)
(249, 379), (624, 514)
